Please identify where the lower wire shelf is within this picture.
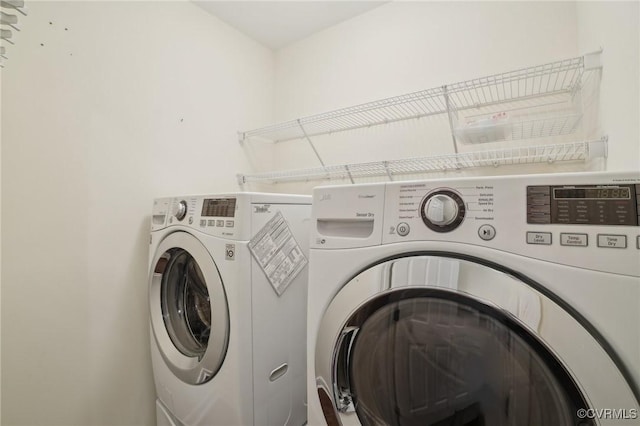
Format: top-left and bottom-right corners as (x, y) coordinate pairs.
(237, 138), (607, 185)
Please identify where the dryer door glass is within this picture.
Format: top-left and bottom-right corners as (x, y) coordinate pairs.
(344, 295), (585, 426)
(160, 248), (211, 358)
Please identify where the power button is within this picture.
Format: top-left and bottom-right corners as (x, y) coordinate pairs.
(397, 222), (410, 237)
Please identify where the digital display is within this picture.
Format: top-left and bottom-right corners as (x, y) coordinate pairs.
(201, 198), (236, 217)
(554, 187), (631, 200)
(527, 184), (639, 226)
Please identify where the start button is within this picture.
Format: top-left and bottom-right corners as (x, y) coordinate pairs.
(478, 224), (496, 241)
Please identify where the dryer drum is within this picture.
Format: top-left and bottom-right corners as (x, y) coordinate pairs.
(184, 259), (212, 344)
(335, 291), (592, 426)
(160, 248), (212, 359)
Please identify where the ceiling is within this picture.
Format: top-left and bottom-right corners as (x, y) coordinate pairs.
(193, 1), (386, 50)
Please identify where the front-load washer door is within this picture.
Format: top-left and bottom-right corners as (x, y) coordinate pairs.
(149, 231), (229, 385)
(315, 255), (639, 426)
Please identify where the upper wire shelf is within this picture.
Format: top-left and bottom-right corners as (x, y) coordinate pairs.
(239, 53), (600, 144)
(238, 138), (608, 185)
(445, 56), (585, 111)
(241, 86), (448, 143)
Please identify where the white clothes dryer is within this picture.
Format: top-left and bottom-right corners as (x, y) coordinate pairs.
(148, 192), (311, 426)
(307, 172), (640, 426)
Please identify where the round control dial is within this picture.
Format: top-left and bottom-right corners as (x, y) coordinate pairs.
(173, 200), (188, 221)
(420, 190), (465, 232)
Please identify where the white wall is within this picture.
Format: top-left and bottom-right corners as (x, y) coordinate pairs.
(1, 2), (273, 425)
(253, 1), (637, 194)
(577, 1), (639, 171)
(275, 1), (579, 120)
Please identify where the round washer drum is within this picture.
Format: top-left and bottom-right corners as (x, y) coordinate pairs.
(315, 254), (639, 426)
(149, 231), (230, 385)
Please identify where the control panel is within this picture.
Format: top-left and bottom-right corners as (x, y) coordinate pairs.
(384, 180), (497, 244)
(312, 172), (640, 276)
(196, 197), (237, 234)
(154, 192), (311, 242)
(384, 174), (639, 275)
(151, 196), (241, 239)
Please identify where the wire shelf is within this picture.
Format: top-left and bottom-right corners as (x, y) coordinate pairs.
(240, 53), (599, 143)
(446, 57), (585, 111)
(238, 138), (607, 184)
(241, 86), (447, 143)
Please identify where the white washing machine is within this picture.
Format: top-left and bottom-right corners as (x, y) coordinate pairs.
(307, 172), (640, 426)
(148, 192), (311, 426)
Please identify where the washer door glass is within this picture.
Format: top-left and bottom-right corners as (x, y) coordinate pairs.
(161, 248), (211, 359)
(150, 231), (229, 385)
(346, 295), (581, 426)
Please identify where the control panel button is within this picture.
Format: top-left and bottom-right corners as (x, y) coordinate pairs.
(597, 234), (627, 249)
(208, 220), (216, 227)
(200, 219), (207, 227)
(527, 232), (552, 245)
(397, 222), (410, 237)
(216, 220), (224, 227)
(225, 220), (235, 228)
(478, 224), (496, 241)
(560, 233), (588, 247)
